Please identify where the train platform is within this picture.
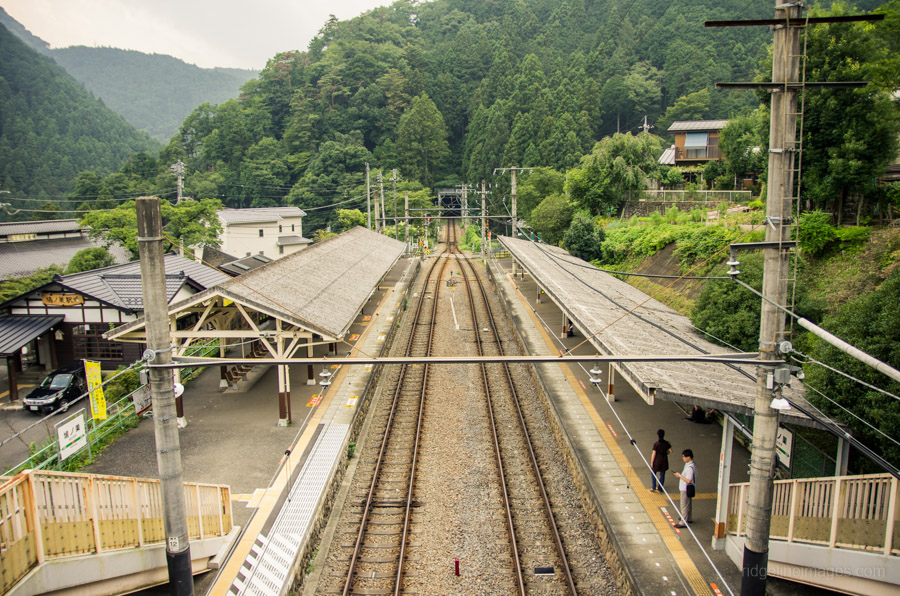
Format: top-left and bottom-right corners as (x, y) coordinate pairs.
(81, 256), (417, 595)
(487, 256), (822, 596)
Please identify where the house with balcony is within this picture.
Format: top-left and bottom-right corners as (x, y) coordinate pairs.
(217, 207), (311, 260)
(667, 120), (728, 165)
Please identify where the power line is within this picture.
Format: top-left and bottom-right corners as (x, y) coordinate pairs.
(791, 350), (900, 403)
(798, 377), (900, 449)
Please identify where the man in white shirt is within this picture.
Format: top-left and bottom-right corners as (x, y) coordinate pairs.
(673, 449), (696, 528)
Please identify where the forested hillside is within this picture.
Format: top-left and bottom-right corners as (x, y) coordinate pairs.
(0, 23), (160, 202)
(12, 0), (896, 234)
(50, 48), (257, 141)
(0, 8), (257, 142)
(64, 0), (776, 222)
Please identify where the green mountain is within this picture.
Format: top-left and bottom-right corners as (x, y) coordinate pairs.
(50, 47), (257, 142)
(0, 23), (161, 201)
(49, 0), (897, 233)
(0, 7), (257, 142)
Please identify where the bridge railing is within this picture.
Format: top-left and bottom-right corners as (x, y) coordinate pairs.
(727, 473), (899, 555)
(0, 469), (232, 593)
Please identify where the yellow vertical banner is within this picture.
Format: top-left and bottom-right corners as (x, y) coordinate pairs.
(84, 360), (107, 420)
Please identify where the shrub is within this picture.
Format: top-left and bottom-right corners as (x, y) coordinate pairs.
(798, 211), (836, 257)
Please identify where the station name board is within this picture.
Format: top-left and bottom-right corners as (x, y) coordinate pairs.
(41, 293), (84, 307)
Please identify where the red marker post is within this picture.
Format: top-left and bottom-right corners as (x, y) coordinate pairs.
(454, 558), (460, 576)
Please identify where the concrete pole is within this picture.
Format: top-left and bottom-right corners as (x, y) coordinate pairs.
(480, 181), (486, 260)
(462, 184), (468, 229)
(136, 197), (193, 596)
(365, 163), (371, 230)
(713, 416), (735, 550)
(510, 166), (518, 237)
(404, 192), (409, 248)
(742, 3), (801, 594)
(379, 172), (386, 232)
(392, 169), (398, 236)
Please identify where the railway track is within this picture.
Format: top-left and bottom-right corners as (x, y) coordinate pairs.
(337, 244), (450, 595)
(457, 239), (577, 595)
(316, 221), (607, 595)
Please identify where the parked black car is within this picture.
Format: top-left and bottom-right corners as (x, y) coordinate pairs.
(23, 365), (88, 415)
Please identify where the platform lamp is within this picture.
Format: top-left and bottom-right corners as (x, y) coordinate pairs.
(319, 366), (332, 387)
(589, 361), (603, 386)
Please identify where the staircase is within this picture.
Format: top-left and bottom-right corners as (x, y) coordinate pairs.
(0, 469), (236, 595)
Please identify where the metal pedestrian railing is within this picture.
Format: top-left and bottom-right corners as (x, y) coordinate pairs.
(0, 469), (232, 594)
(727, 473), (899, 555)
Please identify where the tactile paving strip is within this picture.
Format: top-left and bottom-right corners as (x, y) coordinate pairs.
(234, 423), (350, 595)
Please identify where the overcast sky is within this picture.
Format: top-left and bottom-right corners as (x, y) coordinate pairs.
(2, 0), (390, 70)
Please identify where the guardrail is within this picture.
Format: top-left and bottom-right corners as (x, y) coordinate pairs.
(641, 190), (753, 202)
(0, 469), (232, 593)
(3, 385), (145, 477)
(727, 473), (899, 555)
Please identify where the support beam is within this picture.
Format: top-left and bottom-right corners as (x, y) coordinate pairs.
(713, 416), (735, 550)
(607, 363), (616, 403)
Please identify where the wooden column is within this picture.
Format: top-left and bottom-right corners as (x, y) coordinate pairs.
(306, 337), (315, 385)
(7, 356), (18, 401)
(713, 416), (735, 550)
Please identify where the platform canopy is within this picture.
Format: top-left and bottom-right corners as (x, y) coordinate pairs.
(499, 236), (815, 426)
(106, 226), (406, 349)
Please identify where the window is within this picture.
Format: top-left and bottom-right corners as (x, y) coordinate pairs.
(279, 245), (284, 254)
(292, 224), (295, 232)
(259, 229), (264, 237)
(73, 324), (123, 360)
(279, 225), (282, 232)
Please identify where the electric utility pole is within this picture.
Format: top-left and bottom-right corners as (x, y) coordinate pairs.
(365, 163), (371, 230)
(480, 180), (487, 260)
(462, 183), (468, 229)
(743, 6), (802, 591)
(392, 169), (398, 233)
(707, 6), (879, 594)
(379, 171), (386, 233)
(136, 197), (193, 596)
(170, 161), (185, 204)
(404, 191), (409, 247)
(494, 166), (533, 238)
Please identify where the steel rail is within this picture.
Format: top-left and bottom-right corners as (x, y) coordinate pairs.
(459, 238), (527, 595)
(341, 245), (447, 596)
(459, 234), (578, 594)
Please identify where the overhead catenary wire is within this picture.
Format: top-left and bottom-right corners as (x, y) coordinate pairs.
(797, 377), (900, 449)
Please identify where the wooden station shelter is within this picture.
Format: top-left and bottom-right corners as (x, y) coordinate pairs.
(106, 227), (407, 426)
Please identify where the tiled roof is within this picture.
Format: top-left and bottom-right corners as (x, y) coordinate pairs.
(199, 246), (238, 268)
(57, 254), (229, 311)
(218, 207), (307, 224)
(276, 235), (311, 246)
(0, 236), (130, 281)
(219, 254), (272, 277)
(109, 226), (406, 340)
(0, 314), (64, 356)
(0, 219), (82, 236)
(667, 120), (729, 132)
